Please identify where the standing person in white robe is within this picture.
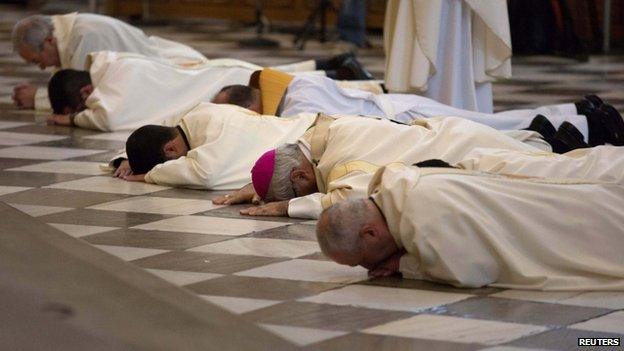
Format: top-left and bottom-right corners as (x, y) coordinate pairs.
(316, 164), (624, 291)
(384, 0), (511, 112)
(118, 103), (317, 190)
(11, 12), (352, 110)
(212, 69), (624, 145)
(46, 51), (262, 131)
(216, 114), (550, 218)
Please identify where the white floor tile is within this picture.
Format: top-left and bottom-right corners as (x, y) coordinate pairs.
(200, 295), (280, 314)
(480, 347), (549, 351)
(88, 196), (221, 215)
(363, 314), (547, 345)
(0, 146), (104, 160)
(0, 185), (31, 196)
(46, 176), (170, 195)
(83, 130), (133, 141)
(8, 161), (108, 175)
(259, 324), (348, 347)
(190, 237), (320, 258)
(570, 311), (624, 334)
(132, 216), (287, 236)
(93, 245), (167, 261)
(0, 121), (31, 130)
(48, 223), (118, 238)
(145, 269), (221, 286)
(0, 131), (66, 146)
(492, 290), (624, 310)
(235, 259), (368, 283)
(9, 204), (72, 217)
(300, 285), (472, 312)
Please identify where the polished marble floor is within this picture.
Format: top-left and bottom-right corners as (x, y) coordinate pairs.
(1, 5), (624, 350)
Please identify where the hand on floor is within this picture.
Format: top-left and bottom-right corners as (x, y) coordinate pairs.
(113, 160), (132, 178)
(368, 250), (405, 278)
(46, 114), (72, 126)
(240, 200), (289, 217)
(213, 183), (260, 205)
(12, 83), (36, 109)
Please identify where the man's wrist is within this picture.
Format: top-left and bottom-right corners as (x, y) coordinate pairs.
(69, 113), (77, 127)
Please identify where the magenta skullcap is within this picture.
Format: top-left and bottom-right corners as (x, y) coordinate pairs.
(251, 149), (276, 199)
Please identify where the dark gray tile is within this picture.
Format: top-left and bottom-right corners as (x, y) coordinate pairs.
(186, 275), (343, 300)
(132, 250), (287, 274)
(249, 223), (317, 241)
(306, 332), (481, 351)
(0, 170), (88, 187)
(0, 158), (48, 170)
(359, 277), (501, 296)
(441, 297), (612, 326)
(507, 327), (624, 351)
(243, 301), (415, 331)
(82, 228), (232, 250)
(34, 137), (125, 150)
(148, 187), (220, 200)
(37, 208), (171, 227)
(0, 188), (129, 207)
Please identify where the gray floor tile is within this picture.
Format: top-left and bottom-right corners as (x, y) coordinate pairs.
(82, 228), (233, 250)
(0, 188), (129, 207)
(37, 208), (172, 227)
(186, 275), (343, 300)
(132, 250), (288, 274)
(306, 332), (482, 351)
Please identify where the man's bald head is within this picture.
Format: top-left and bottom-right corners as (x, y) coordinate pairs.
(317, 199), (398, 270)
(212, 85), (262, 113)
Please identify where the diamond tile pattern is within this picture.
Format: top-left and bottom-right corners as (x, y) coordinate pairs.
(0, 5), (622, 349)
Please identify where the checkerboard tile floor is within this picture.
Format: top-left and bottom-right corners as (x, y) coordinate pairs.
(1, 5), (623, 350)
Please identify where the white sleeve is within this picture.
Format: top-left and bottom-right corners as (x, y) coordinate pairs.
(287, 193), (324, 219)
(34, 87), (52, 111)
(73, 108), (111, 131)
(144, 156), (210, 189)
(398, 255), (425, 280)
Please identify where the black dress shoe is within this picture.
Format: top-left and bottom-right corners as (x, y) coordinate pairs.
(598, 104), (624, 146)
(337, 56), (374, 80)
(550, 122), (589, 153)
(584, 94), (605, 107)
(526, 114), (556, 140)
(575, 94), (605, 116)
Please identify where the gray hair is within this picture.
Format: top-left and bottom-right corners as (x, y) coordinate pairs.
(316, 199), (369, 258)
(265, 143), (304, 202)
(12, 15), (53, 52)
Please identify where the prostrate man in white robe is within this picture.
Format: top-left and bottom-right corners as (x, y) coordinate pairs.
(118, 103), (317, 190)
(224, 114), (624, 219)
(45, 51), (260, 131)
(216, 114), (550, 217)
(11, 12), (206, 110)
(316, 163), (624, 290)
(11, 13), (372, 110)
(385, 0), (511, 113)
(212, 69), (624, 150)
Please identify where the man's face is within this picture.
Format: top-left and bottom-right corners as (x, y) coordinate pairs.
(18, 37), (60, 70)
(290, 163), (318, 197)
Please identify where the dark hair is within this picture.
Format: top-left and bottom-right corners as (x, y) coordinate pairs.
(48, 69), (92, 114)
(126, 125), (177, 174)
(217, 84), (257, 108)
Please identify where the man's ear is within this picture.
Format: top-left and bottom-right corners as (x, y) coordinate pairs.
(359, 223), (378, 241)
(289, 168), (307, 182)
(163, 140), (177, 157)
(79, 84), (94, 100)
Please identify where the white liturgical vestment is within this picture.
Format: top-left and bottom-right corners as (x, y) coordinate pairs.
(384, 0), (511, 112)
(369, 164), (624, 290)
(35, 12), (207, 110)
(73, 51), (259, 131)
(288, 115), (545, 219)
(144, 103), (317, 190)
(280, 74), (589, 139)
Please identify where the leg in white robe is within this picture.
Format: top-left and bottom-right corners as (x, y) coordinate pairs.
(458, 145), (624, 185)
